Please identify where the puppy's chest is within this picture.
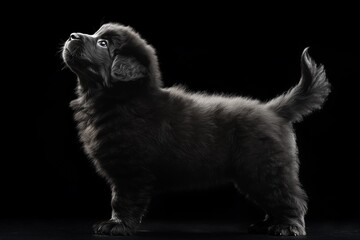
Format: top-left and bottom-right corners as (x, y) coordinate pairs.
(74, 108), (99, 157)
(73, 103), (150, 159)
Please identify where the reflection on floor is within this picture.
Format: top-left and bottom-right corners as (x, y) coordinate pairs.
(0, 218), (359, 240)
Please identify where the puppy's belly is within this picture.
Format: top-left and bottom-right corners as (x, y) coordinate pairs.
(154, 171), (233, 193)
(148, 157), (233, 192)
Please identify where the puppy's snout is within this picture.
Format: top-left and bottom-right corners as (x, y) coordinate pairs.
(69, 33), (81, 41)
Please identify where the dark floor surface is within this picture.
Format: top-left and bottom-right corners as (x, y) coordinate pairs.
(0, 218), (359, 240)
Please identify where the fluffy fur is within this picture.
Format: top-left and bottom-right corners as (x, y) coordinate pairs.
(62, 23), (331, 236)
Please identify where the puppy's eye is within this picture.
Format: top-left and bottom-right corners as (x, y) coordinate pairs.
(97, 39), (108, 48)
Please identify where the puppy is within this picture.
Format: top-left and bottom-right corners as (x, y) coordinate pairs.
(62, 23), (330, 236)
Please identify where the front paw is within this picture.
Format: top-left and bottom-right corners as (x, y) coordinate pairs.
(93, 219), (135, 236)
(268, 224), (306, 236)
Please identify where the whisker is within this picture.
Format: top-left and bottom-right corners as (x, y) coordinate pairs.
(61, 65), (68, 71)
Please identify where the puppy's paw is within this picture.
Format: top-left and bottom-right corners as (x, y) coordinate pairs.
(93, 219), (135, 236)
(268, 224), (306, 236)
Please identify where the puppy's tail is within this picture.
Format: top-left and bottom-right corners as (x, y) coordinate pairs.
(266, 48), (331, 123)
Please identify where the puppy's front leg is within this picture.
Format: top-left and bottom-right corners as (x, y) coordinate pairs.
(93, 181), (152, 236)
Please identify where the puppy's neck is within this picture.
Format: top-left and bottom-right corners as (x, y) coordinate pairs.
(75, 77), (160, 104)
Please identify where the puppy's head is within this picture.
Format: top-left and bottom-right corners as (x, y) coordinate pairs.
(62, 23), (162, 91)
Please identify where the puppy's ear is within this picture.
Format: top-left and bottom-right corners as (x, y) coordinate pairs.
(111, 55), (147, 82)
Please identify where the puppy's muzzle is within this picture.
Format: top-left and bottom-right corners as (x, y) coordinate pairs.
(63, 33), (88, 67)
(65, 33), (87, 55)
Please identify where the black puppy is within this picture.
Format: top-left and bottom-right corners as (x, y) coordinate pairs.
(62, 23), (330, 236)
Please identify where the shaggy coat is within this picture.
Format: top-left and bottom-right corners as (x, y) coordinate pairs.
(62, 23), (330, 236)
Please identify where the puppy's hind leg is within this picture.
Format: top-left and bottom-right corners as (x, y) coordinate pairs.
(235, 152), (307, 236)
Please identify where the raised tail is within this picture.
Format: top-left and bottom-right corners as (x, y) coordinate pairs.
(266, 48), (331, 123)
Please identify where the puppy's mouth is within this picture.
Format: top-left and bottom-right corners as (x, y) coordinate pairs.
(62, 41), (99, 81)
(68, 39), (82, 50)
(62, 40), (84, 63)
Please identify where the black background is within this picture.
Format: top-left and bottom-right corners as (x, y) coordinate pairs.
(3, 4), (359, 224)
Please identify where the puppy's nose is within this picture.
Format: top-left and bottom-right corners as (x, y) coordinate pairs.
(69, 33), (81, 41)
